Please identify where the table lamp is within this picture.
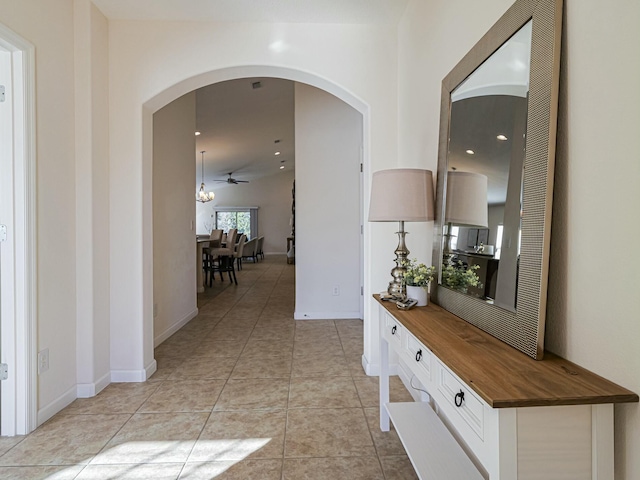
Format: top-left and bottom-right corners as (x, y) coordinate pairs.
(443, 171), (489, 253)
(368, 168), (435, 299)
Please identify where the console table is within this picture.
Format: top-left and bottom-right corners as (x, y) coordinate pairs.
(376, 296), (638, 479)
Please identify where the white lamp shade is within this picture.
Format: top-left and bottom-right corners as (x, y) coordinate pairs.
(368, 169), (435, 222)
(445, 171), (488, 227)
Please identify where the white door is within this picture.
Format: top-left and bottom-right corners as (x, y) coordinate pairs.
(0, 44), (14, 436)
(0, 23), (37, 437)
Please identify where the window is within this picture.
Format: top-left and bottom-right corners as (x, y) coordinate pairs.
(214, 207), (259, 239)
(450, 226), (460, 251)
(216, 211), (251, 237)
(495, 224), (504, 259)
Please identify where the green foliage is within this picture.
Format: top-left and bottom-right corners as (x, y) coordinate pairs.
(402, 259), (436, 288)
(216, 211), (251, 238)
(441, 261), (482, 293)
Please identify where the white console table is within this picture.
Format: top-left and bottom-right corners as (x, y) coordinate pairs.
(377, 296), (638, 479)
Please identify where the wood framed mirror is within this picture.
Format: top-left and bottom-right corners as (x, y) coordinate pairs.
(431, 0), (563, 359)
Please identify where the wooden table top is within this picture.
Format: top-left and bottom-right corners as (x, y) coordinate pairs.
(376, 295), (638, 408)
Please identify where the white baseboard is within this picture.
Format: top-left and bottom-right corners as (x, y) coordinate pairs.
(154, 308), (198, 348)
(294, 311), (361, 320)
(111, 368), (147, 383)
(76, 371), (111, 398)
(145, 359), (157, 380)
(37, 384), (76, 427)
(110, 358), (157, 384)
(362, 354), (399, 377)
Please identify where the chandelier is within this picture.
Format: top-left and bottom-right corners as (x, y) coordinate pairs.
(196, 151), (215, 203)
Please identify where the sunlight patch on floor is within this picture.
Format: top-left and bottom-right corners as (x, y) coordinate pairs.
(44, 438), (272, 479)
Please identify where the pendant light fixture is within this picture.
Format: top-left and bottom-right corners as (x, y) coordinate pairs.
(196, 151), (215, 203)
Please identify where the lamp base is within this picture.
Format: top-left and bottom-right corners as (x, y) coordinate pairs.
(386, 221), (409, 301)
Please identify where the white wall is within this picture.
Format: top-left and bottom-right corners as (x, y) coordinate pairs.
(545, 2), (640, 477)
(398, 0), (640, 478)
(108, 20), (399, 377)
(0, 0), (82, 421)
(152, 92), (197, 348)
(294, 83), (362, 320)
(196, 170), (295, 255)
(74, 0), (111, 399)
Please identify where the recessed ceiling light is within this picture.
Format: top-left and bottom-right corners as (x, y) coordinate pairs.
(195, 131), (201, 136)
(280, 165), (285, 170)
(275, 151), (281, 156)
(496, 134), (508, 141)
(466, 149), (475, 155)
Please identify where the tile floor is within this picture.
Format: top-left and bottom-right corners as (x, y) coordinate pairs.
(0, 255), (417, 479)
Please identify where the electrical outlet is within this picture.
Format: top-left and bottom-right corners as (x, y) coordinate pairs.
(332, 285), (340, 296)
(38, 348), (49, 374)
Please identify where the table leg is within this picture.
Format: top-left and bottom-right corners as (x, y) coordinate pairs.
(380, 336), (390, 432)
(197, 242), (205, 293)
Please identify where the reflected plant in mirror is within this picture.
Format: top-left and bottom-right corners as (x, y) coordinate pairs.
(441, 261), (482, 294)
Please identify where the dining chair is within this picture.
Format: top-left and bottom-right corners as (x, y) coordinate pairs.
(205, 246), (237, 285)
(256, 236), (265, 261)
(209, 229), (223, 247)
(233, 234), (247, 270)
(202, 229), (224, 267)
(242, 237), (258, 264)
(226, 228), (238, 248)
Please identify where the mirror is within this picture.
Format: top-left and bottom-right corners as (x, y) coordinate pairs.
(441, 20), (531, 312)
(431, 0), (562, 359)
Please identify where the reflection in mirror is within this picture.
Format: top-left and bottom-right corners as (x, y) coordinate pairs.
(440, 20), (532, 312)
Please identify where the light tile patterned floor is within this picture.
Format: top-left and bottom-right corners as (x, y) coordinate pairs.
(0, 255), (417, 479)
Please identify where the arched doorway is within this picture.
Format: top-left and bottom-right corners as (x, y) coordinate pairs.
(141, 66), (370, 376)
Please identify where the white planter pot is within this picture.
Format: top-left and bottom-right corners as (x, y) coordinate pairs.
(406, 285), (428, 306)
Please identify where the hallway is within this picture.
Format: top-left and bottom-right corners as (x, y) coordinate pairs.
(0, 255), (416, 479)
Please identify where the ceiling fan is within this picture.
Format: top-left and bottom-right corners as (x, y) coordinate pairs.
(215, 172), (249, 184)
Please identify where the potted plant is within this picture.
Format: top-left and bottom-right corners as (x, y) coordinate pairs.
(402, 259), (436, 306)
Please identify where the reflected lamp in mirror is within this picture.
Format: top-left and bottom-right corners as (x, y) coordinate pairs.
(368, 169), (435, 300)
(443, 171), (488, 254)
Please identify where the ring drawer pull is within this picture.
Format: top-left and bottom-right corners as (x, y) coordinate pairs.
(391, 325), (397, 335)
(415, 349), (422, 362)
(455, 390), (465, 407)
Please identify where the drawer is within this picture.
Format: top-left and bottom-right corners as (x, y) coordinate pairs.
(382, 312), (402, 347)
(405, 333), (432, 383)
(437, 362), (484, 439)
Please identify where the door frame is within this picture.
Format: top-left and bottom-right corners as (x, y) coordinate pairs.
(0, 22), (37, 436)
